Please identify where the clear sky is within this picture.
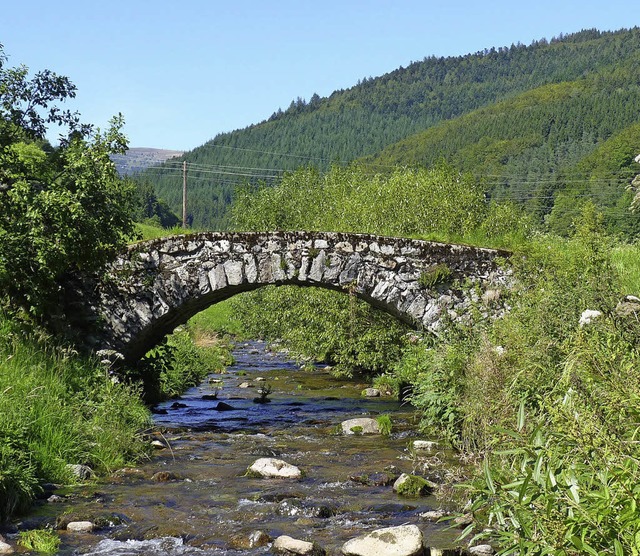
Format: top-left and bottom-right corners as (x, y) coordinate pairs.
(1, 0), (637, 151)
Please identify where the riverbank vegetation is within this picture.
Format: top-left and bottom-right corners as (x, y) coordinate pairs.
(224, 163), (640, 553)
(0, 313), (150, 522)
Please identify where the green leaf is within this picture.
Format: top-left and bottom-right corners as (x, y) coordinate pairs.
(484, 457), (495, 494)
(517, 399), (526, 431)
(518, 469), (533, 504)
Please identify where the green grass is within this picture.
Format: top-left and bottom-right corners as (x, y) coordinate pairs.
(134, 222), (191, 241)
(376, 414), (393, 436)
(189, 300), (245, 337)
(18, 529), (60, 553)
(611, 242), (640, 294)
(0, 313), (150, 521)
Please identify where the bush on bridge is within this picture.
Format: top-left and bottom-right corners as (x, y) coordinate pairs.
(228, 162), (515, 376)
(232, 163), (488, 239)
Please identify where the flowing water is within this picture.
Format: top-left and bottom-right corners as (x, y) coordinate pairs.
(13, 342), (461, 555)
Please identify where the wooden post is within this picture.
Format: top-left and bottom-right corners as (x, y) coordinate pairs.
(182, 161), (187, 228)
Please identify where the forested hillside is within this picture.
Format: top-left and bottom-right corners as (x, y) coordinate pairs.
(366, 67), (640, 235)
(141, 28), (640, 230)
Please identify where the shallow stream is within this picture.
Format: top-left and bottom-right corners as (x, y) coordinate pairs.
(15, 341), (461, 555)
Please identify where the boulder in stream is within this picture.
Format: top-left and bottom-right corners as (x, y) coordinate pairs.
(349, 471), (397, 486)
(419, 509), (446, 521)
(0, 540), (13, 554)
(393, 473), (436, 496)
(247, 457), (302, 479)
(273, 535), (325, 555)
(66, 521), (95, 533)
(467, 545), (496, 555)
(412, 440), (438, 453)
(341, 524), (424, 556)
(66, 464), (93, 480)
(341, 418), (381, 435)
(362, 388), (381, 397)
(151, 471), (181, 482)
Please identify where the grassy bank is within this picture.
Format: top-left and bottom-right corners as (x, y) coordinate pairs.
(0, 314), (150, 521)
(0, 304), (234, 522)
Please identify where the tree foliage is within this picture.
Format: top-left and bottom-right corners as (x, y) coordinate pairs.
(0, 45), (137, 316)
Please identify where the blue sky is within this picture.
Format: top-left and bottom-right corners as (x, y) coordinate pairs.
(1, 1), (637, 150)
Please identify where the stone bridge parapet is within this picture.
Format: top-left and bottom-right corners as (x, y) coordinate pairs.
(69, 231), (510, 363)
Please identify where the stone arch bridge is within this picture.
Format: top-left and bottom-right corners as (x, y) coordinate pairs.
(69, 232), (510, 365)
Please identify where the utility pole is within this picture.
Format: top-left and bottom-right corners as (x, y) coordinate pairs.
(182, 161), (188, 228)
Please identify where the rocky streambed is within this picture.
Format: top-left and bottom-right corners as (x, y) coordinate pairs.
(5, 341), (484, 555)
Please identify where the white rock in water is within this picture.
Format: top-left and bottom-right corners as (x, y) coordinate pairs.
(67, 521), (95, 532)
(342, 524), (424, 556)
(362, 388), (381, 397)
(0, 541), (14, 554)
(248, 457), (302, 479)
(341, 418), (381, 435)
(393, 473), (436, 495)
(413, 440), (438, 452)
(420, 509), (446, 521)
(273, 535), (325, 555)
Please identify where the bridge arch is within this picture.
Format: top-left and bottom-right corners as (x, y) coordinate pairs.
(70, 232), (509, 364)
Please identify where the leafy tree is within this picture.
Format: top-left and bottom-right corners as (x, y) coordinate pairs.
(0, 45), (137, 317)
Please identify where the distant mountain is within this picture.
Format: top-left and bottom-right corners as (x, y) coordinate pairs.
(139, 27), (640, 234)
(112, 147), (184, 176)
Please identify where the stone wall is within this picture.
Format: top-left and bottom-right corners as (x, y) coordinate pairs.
(69, 232), (511, 364)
